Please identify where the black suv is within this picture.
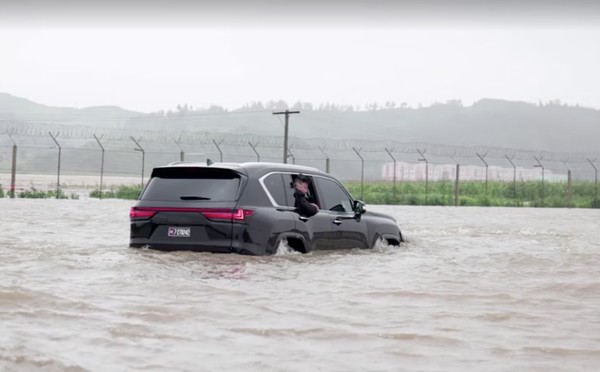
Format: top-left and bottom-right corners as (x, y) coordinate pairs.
(130, 162), (403, 255)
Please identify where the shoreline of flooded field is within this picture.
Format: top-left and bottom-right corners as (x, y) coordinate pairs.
(1, 199), (599, 371)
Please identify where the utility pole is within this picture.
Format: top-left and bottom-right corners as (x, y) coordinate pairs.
(273, 110), (300, 164)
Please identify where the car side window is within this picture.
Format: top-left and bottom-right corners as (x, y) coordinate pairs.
(283, 174), (297, 207)
(263, 173), (287, 206)
(284, 174), (319, 208)
(316, 177), (353, 213)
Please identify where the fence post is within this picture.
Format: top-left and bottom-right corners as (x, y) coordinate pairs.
(384, 148), (397, 203)
(6, 132), (17, 198)
(212, 139), (223, 162)
(588, 158), (598, 207)
(131, 137), (145, 189)
(455, 163), (460, 206)
(352, 147), (364, 200)
(533, 156), (545, 207)
(476, 152), (489, 193)
(174, 137), (185, 162)
(93, 134), (105, 199)
(417, 149), (428, 205)
(49, 132), (61, 199)
(505, 155), (517, 207)
(249, 142), (260, 162)
(319, 147), (330, 173)
(450, 154), (460, 207)
(561, 160), (572, 208)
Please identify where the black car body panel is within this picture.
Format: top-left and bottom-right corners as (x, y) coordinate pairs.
(130, 162), (403, 255)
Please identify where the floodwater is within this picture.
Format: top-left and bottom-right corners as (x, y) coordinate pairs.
(1, 199), (599, 372)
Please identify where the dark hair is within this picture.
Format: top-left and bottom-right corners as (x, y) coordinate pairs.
(295, 174), (310, 183)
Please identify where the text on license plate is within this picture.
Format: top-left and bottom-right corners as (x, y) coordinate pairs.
(168, 227), (191, 238)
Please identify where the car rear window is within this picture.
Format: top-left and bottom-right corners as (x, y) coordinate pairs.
(141, 167), (242, 202)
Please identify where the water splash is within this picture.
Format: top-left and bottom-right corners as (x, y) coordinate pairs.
(274, 238), (301, 256)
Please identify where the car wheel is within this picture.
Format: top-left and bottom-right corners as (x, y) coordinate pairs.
(275, 236), (306, 255)
(372, 236), (400, 250)
(372, 236), (386, 250)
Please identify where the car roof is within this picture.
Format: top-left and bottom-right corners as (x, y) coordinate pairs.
(154, 161), (327, 178)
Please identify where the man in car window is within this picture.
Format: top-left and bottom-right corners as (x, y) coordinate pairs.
(293, 174), (319, 217)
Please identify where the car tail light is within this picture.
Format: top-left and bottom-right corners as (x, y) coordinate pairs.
(202, 209), (254, 221)
(129, 207), (253, 222)
(130, 207), (158, 219)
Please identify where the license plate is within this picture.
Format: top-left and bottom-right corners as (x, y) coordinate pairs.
(168, 227), (191, 238)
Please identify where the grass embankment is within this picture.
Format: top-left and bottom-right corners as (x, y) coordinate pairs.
(0, 184), (139, 200)
(345, 180), (600, 208)
(63, 181), (600, 208)
(89, 185), (141, 199)
(0, 184), (79, 199)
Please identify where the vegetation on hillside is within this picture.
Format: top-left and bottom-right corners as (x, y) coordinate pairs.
(3, 92), (600, 153)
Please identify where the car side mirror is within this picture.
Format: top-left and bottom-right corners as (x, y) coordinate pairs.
(353, 200), (366, 215)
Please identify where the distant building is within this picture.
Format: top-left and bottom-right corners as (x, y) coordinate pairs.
(382, 162), (567, 182)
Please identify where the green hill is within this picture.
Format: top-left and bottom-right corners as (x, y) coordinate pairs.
(1, 93), (599, 153)
(0, 92), (141, 127)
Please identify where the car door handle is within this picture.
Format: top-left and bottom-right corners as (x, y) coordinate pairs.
(299, 216), (309, 222)
(333, 219), (342, 225)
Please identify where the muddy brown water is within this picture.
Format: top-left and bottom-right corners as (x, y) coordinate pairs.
(1, 199), (599, 371)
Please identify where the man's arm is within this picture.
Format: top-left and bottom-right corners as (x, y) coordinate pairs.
(294, 191), (319, 217)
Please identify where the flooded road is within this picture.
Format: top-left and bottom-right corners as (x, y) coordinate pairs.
(1, 199), (599, 371)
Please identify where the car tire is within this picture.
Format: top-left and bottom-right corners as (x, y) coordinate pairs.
(372, 235), (400, 250)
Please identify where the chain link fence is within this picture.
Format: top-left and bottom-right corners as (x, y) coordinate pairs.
(1, 120), (598, 206)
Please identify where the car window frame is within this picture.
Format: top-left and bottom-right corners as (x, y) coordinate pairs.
(259, 171), (325, 208)
(260, 172), (288, 206)
(312, 176), (355, 214)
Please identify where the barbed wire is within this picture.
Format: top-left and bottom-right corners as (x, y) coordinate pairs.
(1, 119), (598, 163)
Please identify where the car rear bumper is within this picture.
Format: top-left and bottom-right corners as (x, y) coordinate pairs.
(129, 234), (272, 256)
(129, 240), (234, 253)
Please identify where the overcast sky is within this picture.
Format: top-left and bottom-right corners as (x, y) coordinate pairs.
(1, 1), (599, 113)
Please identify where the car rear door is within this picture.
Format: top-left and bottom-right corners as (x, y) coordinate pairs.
(280, 173), (333, 251)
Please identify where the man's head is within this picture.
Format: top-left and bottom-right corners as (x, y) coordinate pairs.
(295, 174), (310, 184)
(293, 174), (310, 193)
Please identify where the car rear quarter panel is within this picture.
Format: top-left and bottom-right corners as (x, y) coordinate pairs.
(231, 206), (296, 255)
(232, 176), (296, 255)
